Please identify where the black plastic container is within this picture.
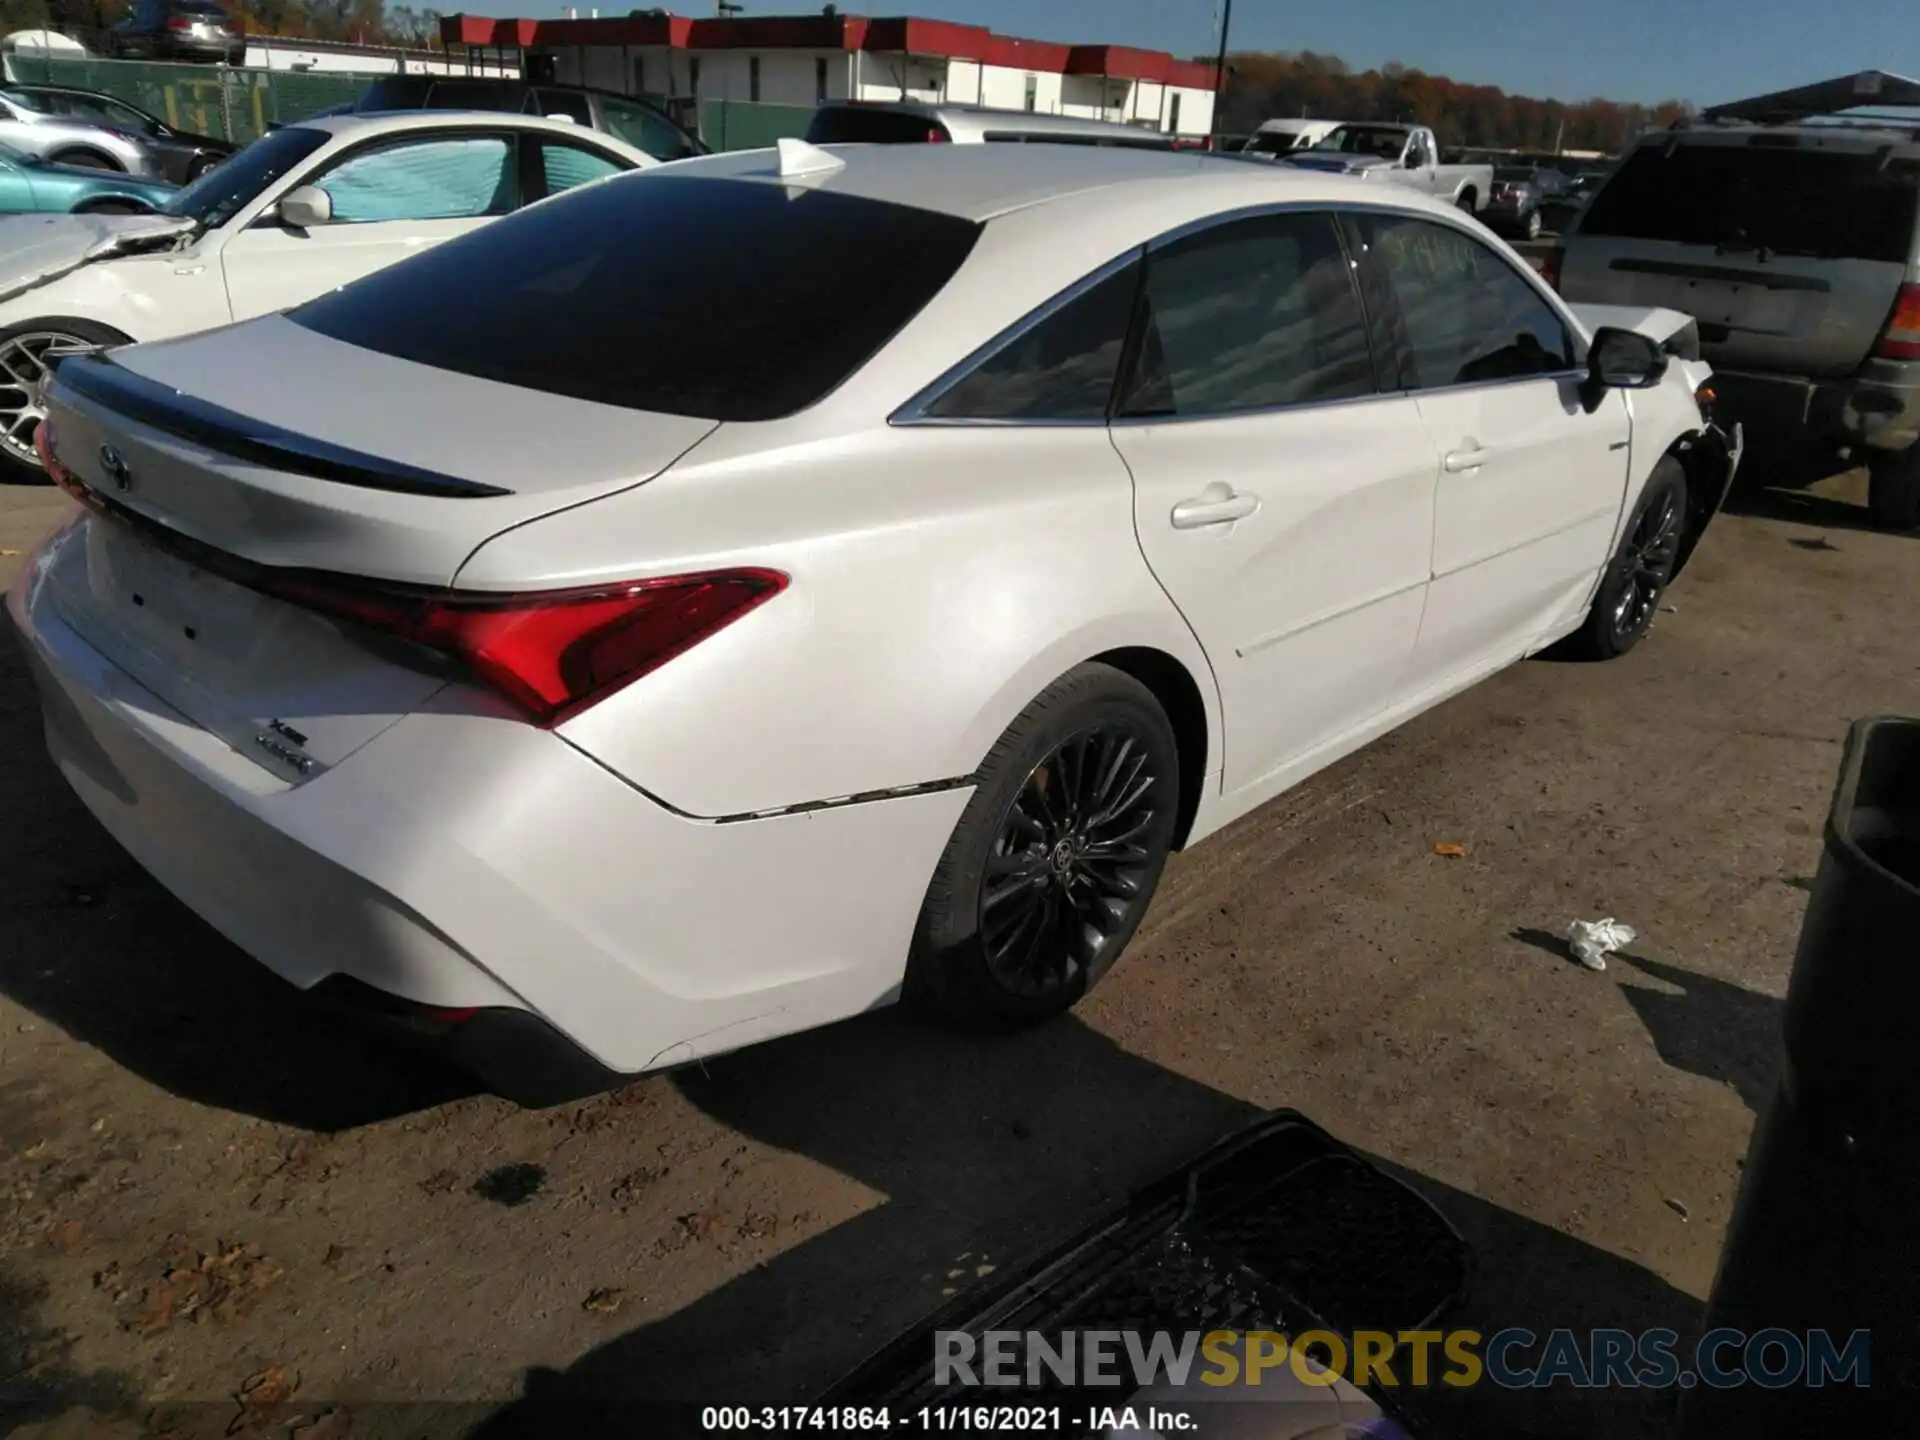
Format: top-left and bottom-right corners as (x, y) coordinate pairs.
(1675, 716), (1920, 1434)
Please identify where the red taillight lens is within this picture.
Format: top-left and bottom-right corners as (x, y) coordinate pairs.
(166, 14), (193, 28)
(926, 127), (949, 143)
(1876, 283), (1920, 360)
(259, 568), (787, 726)
(1534, 245), (1563, 292)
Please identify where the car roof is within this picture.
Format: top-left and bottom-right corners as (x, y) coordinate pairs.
(660, 140), (1467, 224)
(285, 110), (648, 146)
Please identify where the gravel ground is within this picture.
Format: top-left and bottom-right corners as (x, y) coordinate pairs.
(1, 467), (1915, 1439)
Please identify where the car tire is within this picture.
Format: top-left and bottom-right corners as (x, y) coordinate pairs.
(1563, 457), (1689, 661)
(905, 662), (1181, 1029)
(72, 199), (150, 216)
(1867, 447), (1920, 532)
(0, 318), (133, 484)
(185, 153), (221, 181)
(1524, 209), (1543, 240)
(1456, 190), (1476, 213)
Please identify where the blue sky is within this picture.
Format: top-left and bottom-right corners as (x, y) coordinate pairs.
(460, 0), (1908, 108)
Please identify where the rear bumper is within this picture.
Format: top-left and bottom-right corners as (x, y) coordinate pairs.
(7, 525), (968, 1097)
(1711, 360), (1920, 454)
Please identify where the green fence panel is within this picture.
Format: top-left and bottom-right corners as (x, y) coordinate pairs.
(1, 54), (364, 145)
(697, 99), (815, 152)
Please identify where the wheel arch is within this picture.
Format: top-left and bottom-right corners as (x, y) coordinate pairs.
(1088, 645), (1210, 850)
(1663, 427), (1734, 579)
(46, 147), (123, 172)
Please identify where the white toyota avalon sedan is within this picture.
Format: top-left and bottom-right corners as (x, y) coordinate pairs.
(8, 141), (1740, 1102)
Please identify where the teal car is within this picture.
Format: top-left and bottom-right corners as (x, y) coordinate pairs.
(0, 140), (178, 216)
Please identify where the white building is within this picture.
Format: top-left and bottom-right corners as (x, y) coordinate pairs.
(440, 11), (1218, 137)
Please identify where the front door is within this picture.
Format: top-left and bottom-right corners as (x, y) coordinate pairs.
(221, 131), (520, 322)
(1109, 210), (1441, 799)
(1345, 210), (1632, 693)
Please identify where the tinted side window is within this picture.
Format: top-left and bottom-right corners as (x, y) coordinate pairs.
(1118, 212), (1375, 419)
(533, 88), (594, 127)
(596, 95), (700, 160)
(924, 258), (1140, 421)
(1352, 213), (1572, 388)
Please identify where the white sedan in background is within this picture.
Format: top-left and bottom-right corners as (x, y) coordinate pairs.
(9, 142), (1740, 1102)
(0, 110), (657, 478)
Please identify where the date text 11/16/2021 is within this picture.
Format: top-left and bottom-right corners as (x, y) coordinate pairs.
(701, 1406), (1198, 1432)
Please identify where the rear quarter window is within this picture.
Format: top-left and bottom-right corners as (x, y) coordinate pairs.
(1580, 140), (1920, 263)
(290, 175), (981, 422)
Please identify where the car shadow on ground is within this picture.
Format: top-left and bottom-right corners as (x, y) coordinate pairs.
(1721, 447), (1913, 540)
(0, 643), (472, 1131)
(470, 1012), (1701, 1440)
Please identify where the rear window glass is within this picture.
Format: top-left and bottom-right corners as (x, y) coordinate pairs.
(805, 107), (950, 145)
(291, 175), (981, 422)
(1580, 141), (1920, 262)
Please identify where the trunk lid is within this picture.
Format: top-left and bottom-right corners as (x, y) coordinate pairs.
(1562, 134), (1920, 378)
(44, 315), (719, 587)
(38, 314), (719, 782)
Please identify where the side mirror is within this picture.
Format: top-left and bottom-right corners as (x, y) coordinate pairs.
(276, 184), (331, 229)
(1580, 326), (1669, 411)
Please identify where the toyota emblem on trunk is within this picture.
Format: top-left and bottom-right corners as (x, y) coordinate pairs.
(99, 444), (131, 491)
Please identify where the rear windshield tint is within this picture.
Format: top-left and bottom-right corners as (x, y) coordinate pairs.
(1580, 141), (1920, 262)
(291, 175), (981, 422)
(805, 108), (950, 144)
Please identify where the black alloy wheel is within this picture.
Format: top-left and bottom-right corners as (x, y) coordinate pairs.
(1608, 480), (1683, 649)
(907, 663), (1180, 1027)
(981, 726), (1163, 1001)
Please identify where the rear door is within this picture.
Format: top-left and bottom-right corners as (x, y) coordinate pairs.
(1350, 210), (1631, 688)
(220, 130), (522, 321)
(1562, 135), (1919, 377)
(1109, 210), (1440, 796)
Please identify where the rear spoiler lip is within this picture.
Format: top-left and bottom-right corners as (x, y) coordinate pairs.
(53, 351), (513, 500)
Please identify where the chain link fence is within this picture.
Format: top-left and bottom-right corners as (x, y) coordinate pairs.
(3, 55), (371, 145)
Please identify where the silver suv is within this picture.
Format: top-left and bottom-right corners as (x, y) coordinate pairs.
(1558, 117), (1920, 529)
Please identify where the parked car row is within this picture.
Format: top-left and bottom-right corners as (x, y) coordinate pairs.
(3, 127), (1739, 1099)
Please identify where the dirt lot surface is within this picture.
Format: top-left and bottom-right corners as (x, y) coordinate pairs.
(1, 470), (1915, 1439)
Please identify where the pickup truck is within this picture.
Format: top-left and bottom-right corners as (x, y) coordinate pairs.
(1283, 122), (1493, 214)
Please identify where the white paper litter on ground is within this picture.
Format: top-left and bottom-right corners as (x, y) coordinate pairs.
(1566, 918), (1636, 972)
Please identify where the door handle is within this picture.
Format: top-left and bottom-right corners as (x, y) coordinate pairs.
(1443, 446), (1492, 473)
(1170, 485), (1260, 529)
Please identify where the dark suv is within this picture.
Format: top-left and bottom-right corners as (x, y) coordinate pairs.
(339, 77), (705, 165)
(1558, 121), (1920, 529)
(108, 0), (246, 64)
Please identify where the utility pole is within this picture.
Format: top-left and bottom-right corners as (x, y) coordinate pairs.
(1211, 0), (1233, 113)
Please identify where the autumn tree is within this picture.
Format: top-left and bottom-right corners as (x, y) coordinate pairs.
(1217, 49), (1695, 152)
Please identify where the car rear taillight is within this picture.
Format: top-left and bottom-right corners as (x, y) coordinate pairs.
(254, 569), (787, 725)
(926, 126), (949, 143)
(166, 14), (193, 28)
(1534, 245), (1563, 292)
(1875, 283), (1920, 360)
(34, 416), (784, 726)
